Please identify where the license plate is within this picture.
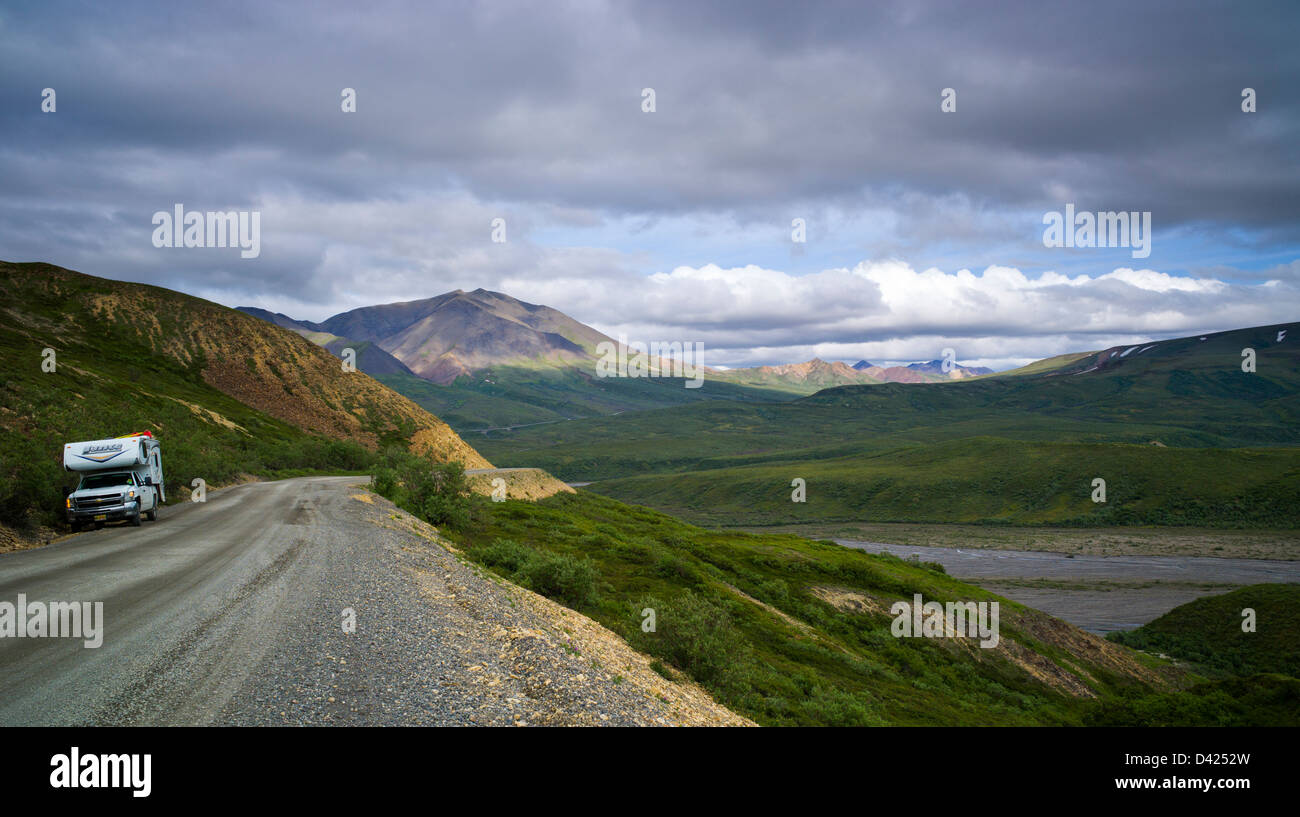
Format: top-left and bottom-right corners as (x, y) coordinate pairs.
(94, 514), (107, 521)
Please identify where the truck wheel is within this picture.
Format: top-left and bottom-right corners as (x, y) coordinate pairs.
(130, 512), (142, 527)
(146, 508), (157, 521)
(70, 521), (81, 533)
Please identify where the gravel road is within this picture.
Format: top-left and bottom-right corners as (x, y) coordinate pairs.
(0, 476), (747, 726)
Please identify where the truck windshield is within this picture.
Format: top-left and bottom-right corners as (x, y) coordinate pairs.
(79, 473), (133, 490)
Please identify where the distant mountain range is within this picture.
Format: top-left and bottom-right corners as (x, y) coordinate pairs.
(239, 291), (999, 387)
(643, 355), (993, 394)
(242, 290), (786, 429)
(709, 357), (983, 391)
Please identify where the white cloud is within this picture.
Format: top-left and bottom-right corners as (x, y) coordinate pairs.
(511, 259), (1298, 368)
(143, 189), (1298, 370)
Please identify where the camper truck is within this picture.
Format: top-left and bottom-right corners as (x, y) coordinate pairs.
(63, 432), (165, 530)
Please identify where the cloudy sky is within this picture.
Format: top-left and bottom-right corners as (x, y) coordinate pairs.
(2, 0), (1298, 369)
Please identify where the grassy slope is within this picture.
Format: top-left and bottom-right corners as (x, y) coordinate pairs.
(0, 261), (487, 532)
(474, 321), (1300, 528)
(589, 438), (1300, 528)
(443, 491), (1182, 726)
(1109, 584), (1300, 677)
(1087, 584), (1300, 725)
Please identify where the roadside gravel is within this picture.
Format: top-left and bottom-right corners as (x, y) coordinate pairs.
(216, 483), (752, 726)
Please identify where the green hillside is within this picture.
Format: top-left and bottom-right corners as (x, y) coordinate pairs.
(473, 322), (1300, 528)
(380, 480), (1193, 726)
(372, 468), (1299, 726)
(1086, 585), (1300, 725)
(1109, 584), (1300, 677)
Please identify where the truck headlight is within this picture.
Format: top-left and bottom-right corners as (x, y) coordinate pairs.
(65, 497), (72, 509)
(128, 490), (135, 499)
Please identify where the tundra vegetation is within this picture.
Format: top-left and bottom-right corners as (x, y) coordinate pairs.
(475, 323), (1300, 530)
(371, 457), (1298, 727)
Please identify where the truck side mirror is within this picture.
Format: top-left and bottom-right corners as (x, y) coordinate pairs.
(144, 476), (153, 485)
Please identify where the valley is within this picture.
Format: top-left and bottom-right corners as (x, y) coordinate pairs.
(2, 261), (1296, 728)
(472, 321), (1300, 531)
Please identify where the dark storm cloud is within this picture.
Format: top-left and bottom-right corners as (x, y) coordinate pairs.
(4, 1), (1297, 219)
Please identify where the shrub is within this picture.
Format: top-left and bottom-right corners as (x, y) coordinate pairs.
(371, 467), (398, 497)
(521, 552), (599, 607)
(372, 446), (471, 531)
(653, 553), (704, 585)
(634, 591), (752, 688)
(470, 538), (534, 573)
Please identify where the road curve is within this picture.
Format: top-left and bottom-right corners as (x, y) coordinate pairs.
(0, 476), (744, 726)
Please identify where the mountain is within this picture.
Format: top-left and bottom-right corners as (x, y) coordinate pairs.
(715, 357), (995, 392)
(309, 288), (607, 384)
(710, 358), (878, 392)
(907, 359), (994, 377)
(0, 261), (491, 536)
(234, 306), (313, 333)
(860, 359), (993, 382)
(234, 307), (415, 377)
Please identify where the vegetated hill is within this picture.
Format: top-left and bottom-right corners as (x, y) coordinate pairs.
(587, 437), (1300, 528)
(373, 367), (792, 432)
(389, 486), (1195, 726)
(474, 321), (1300, 528)
(0, 261), (491, 538)
(1085, 583), (1300, 726)
(1109, 584), (1300, 678)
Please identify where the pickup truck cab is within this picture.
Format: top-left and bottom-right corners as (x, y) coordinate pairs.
(63, 433), (165, 531)
(66, 470), (160, 530)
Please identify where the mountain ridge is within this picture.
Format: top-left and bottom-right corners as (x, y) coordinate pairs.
(243, 292), (1005, 391)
